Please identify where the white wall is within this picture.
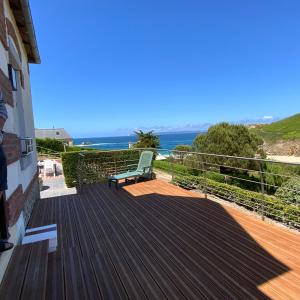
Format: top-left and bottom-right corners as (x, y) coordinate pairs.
(0, 0), (39, 283)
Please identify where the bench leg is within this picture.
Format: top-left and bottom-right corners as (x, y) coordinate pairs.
(115, 180), (119, 189)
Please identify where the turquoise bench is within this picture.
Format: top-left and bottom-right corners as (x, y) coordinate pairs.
(108, 151), (154, 189)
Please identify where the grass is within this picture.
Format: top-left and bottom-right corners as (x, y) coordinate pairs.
(251, 113), (300, 141)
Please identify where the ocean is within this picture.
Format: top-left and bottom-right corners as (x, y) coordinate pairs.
(73, 132), (204, 152)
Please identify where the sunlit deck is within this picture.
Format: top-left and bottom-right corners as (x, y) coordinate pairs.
(1, 179), (300, 299)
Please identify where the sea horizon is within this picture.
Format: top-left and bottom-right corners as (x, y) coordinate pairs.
(73, 131), (205, 151)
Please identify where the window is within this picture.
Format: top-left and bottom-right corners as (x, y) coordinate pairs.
(8, 64), (17, 91)
(56, 131), (60, 136)
(20, 138), (34, 156)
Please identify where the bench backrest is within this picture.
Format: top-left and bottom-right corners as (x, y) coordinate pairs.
(137, 151), (153, 174)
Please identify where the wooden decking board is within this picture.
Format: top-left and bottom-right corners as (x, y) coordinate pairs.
(101, 210), (188, 300)
(153, 182), (300, 270)
(109, 182), (298, 298)
(4, 179), (300, 299)
(20, 240), (49, 300)
(90, 192), (206, 300)
(153, 183), (300, 283)
(63, 247), (89, 300)
(96, 185), (264, 300)
(75, 193), (138, 300)
(139, 183), (300, 297)
(137, 188), (287, 277)
(82, 193), (149, 300)
(91, 185), (212, 299)
(157, 181), (300, 247)
(95, 186), (236, 299)
(73, 198), (129, 300)
(46, 252), (65, 300)
(83, 188), (186, 300)
(133, 187), (294, 299)
(0, 244), (32, 300)
(88, 189), (182, 300)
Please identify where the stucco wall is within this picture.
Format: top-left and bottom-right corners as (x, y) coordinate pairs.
(0, 0), (39, 283)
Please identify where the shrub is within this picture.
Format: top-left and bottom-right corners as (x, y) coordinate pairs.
(193, 122), (265, 159)
(175, 145), (192, 152)
(173, 174), (300, 226)
(275, 178), (300, 205)
(37, 138), (97, 154)
(36, 138), (64, 153)
(133, 130), (160, 148)
(61, 151), (82, 187)
(153, 160), (199, 176)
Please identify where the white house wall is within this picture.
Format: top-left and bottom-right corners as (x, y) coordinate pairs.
(0, 0), (40, 283)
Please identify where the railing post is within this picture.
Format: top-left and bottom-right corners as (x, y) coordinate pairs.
(114, 153), (117, 174)
(171, 151), (175, 182)
(201, 155), (207, 199)
(77, 154), (83, 193)
(259, 161), (265, 221)
(196, 154), (207, 199)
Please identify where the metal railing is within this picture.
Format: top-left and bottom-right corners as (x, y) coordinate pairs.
(156, 149), (300, 229)
(76, 148), (300, 229)
(36, 146), (61, 159)
(77, 149), (143, 187)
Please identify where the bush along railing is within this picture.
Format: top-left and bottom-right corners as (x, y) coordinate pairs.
(37, 146), (61, 158)
(153, 149), (300, 229)
(173, 174), (300, 227)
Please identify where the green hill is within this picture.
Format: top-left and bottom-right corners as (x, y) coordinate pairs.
(252, 113), (300, 141)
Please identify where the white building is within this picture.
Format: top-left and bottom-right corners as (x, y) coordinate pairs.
(0, 0), (40, 282)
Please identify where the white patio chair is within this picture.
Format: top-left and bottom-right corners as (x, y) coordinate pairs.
(43, 160), (56, 177)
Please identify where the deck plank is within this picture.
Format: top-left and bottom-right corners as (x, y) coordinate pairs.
(6, 179), (300, 300)
(0, 244), (32, 300)
(21, 240), (49, 300)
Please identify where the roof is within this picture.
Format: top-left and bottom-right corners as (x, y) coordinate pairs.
(35, 128), (72, 140)
(9, 0), (40, 63)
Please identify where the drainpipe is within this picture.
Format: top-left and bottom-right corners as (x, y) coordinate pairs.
(19, 0), (41, 64)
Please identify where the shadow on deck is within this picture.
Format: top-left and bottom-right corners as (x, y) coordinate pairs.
(2, 179), (300, 299)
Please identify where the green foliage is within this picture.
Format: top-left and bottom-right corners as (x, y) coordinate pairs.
(133, 130), (160, 149)
(173, 174), (300, 226)
(174, 145), (192, 152)
(153, 159), (298, 195)
(174, 145), (192, 162)
(193, 122), (265, 158)
(155, 159), (257, 187)
(275, 177), (300, 205)
(37, 138), (96, 154)
(252, 113), (300, 141)
(153, 160), (199, 176)
(36, 138), (64, 153)
(61, 151), (82, 187)
(62, 150), (142, 187)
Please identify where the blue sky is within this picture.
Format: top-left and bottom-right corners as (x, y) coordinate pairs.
(30, 0), (300, 137)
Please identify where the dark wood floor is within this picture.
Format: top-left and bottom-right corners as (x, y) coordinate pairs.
(25, 179), (300, 299)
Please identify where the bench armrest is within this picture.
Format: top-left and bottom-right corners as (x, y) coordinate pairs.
(127, 164), (137, 171)
(143, 166), (152, 173)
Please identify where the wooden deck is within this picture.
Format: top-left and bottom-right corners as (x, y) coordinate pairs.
(2, 179), (300, 299)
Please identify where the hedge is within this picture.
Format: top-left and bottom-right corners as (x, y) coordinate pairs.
(153, 160), (199, 175)
(275, 178), (300, 205)
(173, 174), (300, 226)
(62, 150), (142, 187)
(61, 151), (82, 187)
(154, 160), (265, 193)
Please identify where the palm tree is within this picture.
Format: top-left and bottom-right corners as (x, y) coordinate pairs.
(133, 130), (160, 149)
